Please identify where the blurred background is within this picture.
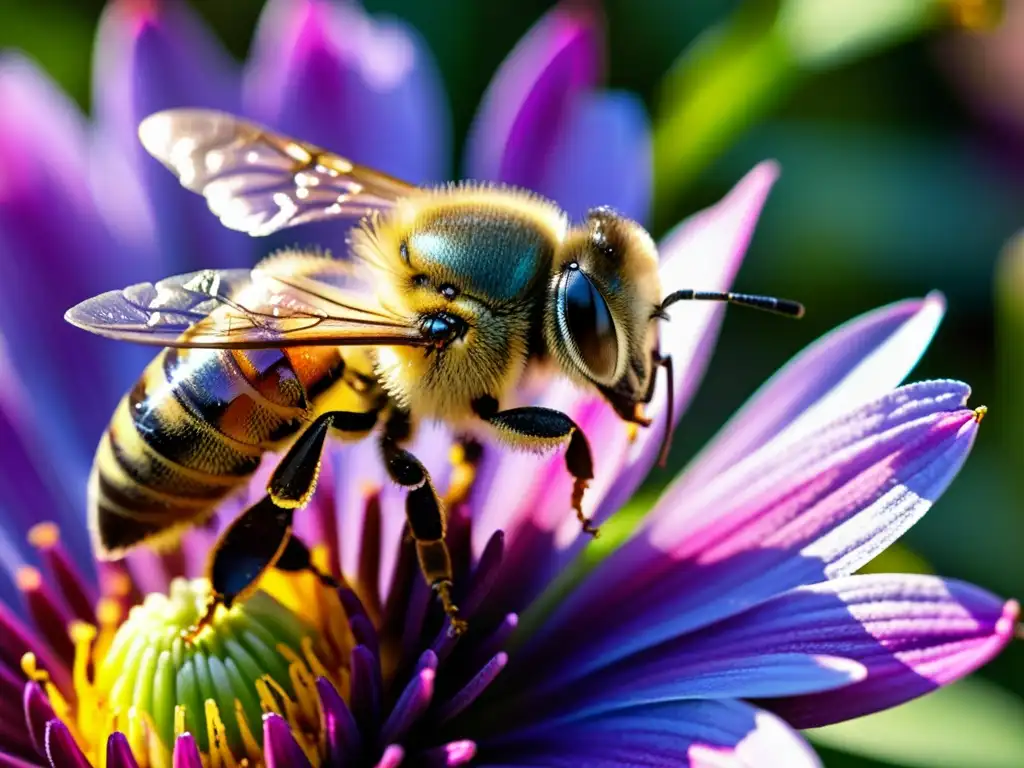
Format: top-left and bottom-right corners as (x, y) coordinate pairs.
(1, 0), (1021, 765)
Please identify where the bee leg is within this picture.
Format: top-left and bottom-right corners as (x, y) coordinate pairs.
(185, 495), (294, 642)
(274, 533), (341, 588)
(380, 425), (468, 638)
(268, 410), (379, 508)
(473, 400), (598, 538)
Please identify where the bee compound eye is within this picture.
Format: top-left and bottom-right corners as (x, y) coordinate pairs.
(558, 268), (618, 381)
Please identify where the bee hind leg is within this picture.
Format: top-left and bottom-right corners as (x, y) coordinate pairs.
(188, 409), (379, 642)
(268, 410), (379, 508)
(473, 399), (598, 538)
(380, 420), (467, 638)
(186, 495), (294, 643)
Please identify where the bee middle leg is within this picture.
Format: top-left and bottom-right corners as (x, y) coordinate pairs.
(473, 398), (598, 537)
(380, 413), (467, 636)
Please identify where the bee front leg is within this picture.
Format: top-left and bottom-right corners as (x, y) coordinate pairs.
(472, 398), (598, 538)
(380, 421), (467, 637)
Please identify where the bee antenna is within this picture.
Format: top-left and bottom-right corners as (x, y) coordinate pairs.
(658, 290), (805, 319)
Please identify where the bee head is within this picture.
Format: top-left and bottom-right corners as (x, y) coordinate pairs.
(546, 207), (662, 392)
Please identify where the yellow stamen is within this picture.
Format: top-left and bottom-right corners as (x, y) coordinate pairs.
(31, 575), (347, 767)
(974, 405), (988, 423)
(235, 699), (263, 761)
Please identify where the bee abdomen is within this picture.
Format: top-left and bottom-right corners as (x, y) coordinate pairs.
(92, 346), (307, 556)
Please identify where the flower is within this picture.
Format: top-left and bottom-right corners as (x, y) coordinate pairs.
(1, 155), (1018, 765)
(0, 2), (1017, 767)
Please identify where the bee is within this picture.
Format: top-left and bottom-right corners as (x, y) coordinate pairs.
(66, 110), (803, 637)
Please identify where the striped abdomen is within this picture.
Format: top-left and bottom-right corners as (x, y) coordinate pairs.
(90, 344), (359, 557)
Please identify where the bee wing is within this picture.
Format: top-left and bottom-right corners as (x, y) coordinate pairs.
(138, 109), (419, 236)
(65, 265), (428, 349)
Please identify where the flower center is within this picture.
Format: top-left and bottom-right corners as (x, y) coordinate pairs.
(50, 576), (346, 767)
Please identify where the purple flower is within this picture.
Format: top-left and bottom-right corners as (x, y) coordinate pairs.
(0, 1), (1015, 767)
(1, 161), (1016, 766)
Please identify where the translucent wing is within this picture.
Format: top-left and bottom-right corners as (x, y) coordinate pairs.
(65, 261), (427, 349)
(138, 109), (420, 236)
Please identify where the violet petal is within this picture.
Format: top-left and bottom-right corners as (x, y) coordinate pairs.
(512, 654), (864, 727)
(487, 700), (819, 768)
(531, 380), (982, 685)
(245, 0), (448, 184)
(43, 720), (89, 768)
(350, 644), (382, 735)
(92, 0), (249, 271)
(22, 682), (55, 757)
(439, 653), (509, 724)
(465, 3), (601, 189)
(538, 90), (651, 224)
(0, 750), (41, 767)
(105, 732), (140, 768)
(17, 567), (75, 665)
(29, 523), (96, 624)
(318, 676), (362, 764)
(0, 602), (70, 694)
(378, 668), (435, 748)
(263, 713), (313, 768)
(0, 56), (155, 472)
(748, 575), (1020, 727)
(677, 293), (946, 497)
(0, 366), (83, 589)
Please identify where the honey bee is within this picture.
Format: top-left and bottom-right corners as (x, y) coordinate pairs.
(66, 110), (803, 637)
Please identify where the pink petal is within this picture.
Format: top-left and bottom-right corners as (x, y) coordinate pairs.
(172, 734), (203, 768)
(465, 3), (601, 189)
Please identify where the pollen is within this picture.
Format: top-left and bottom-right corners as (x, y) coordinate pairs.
(38, 576), (348, 767)
(974, 405), (988, 423)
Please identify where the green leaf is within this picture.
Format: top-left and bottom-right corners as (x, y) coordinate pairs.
(807, 677), (1024, 768)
